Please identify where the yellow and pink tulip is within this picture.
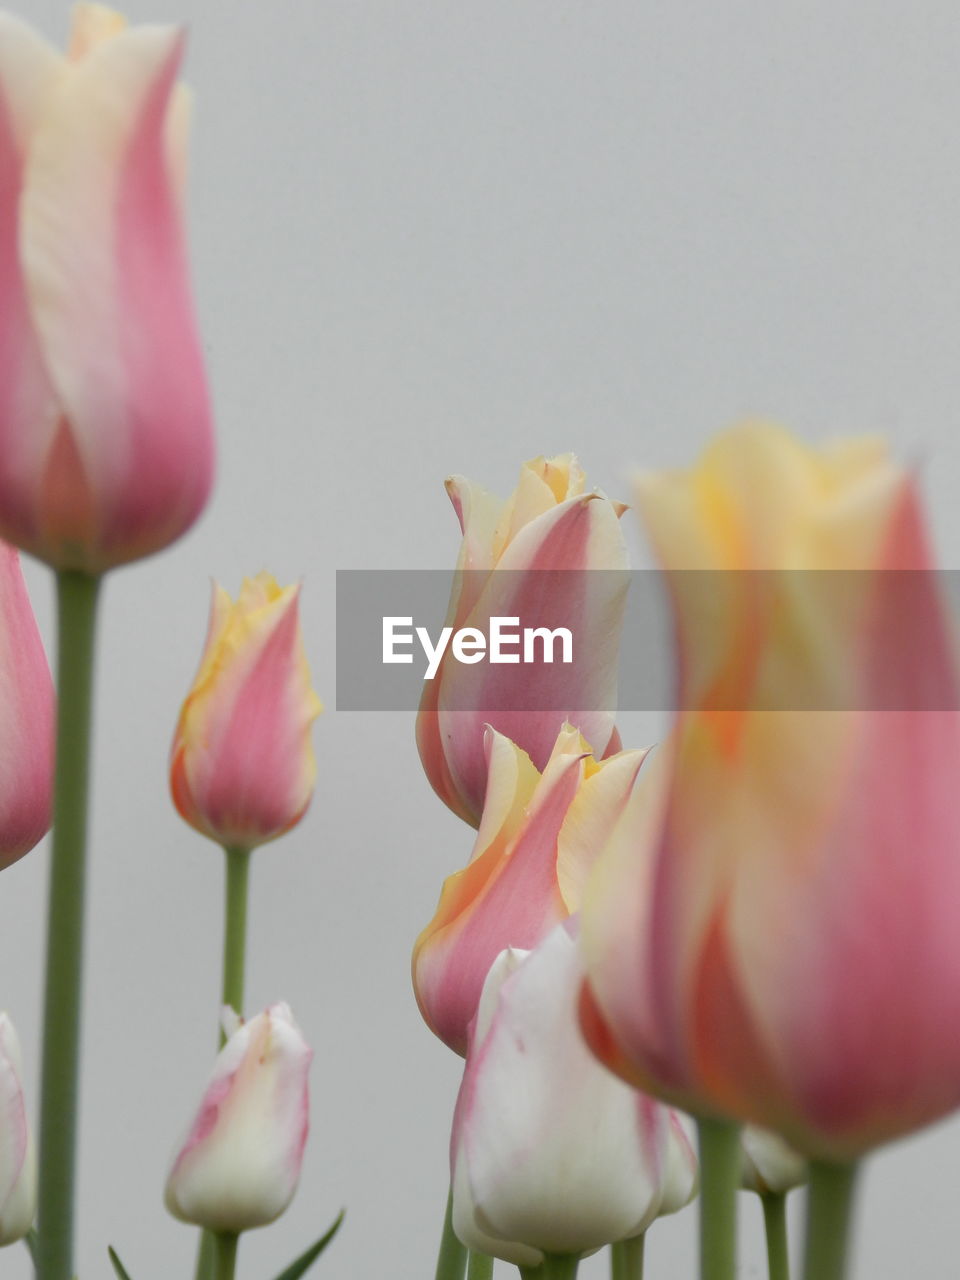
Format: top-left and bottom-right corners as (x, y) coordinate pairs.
(580, 422), (960, 1161)
(0, 4), (214, 571)
(413, 722), (646, 1055)
(170, 574), (322, 851)
(417, 455), (628, 826)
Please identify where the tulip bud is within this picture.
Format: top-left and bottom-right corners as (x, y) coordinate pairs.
(740, 1128), (807, 1197)
(413, 723), (646, 1055)
(450, 925), (697, 1266)
(170, 574), (322, 850)
(417, 454), (628, 826)
(581, 422), (960, 1159)
(0, 1014), (36, 1246)
(0, 5), (214, 571)
(164, 1003), (311, 1232)
(0, 544), (54, 868)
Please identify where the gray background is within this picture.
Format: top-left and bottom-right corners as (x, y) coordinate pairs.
(4, 1), (960, 1276)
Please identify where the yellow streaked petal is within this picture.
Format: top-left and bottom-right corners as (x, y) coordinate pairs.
(68, 4), (127, 61)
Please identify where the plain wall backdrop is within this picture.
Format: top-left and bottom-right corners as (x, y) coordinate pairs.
(5, 2), (960, 1276)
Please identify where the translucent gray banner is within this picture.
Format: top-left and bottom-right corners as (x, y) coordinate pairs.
(336, 569), (960, 711)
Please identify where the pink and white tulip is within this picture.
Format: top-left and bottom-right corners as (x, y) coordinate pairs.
(413, 722), (646, 1055)
(417, 454), (628, 826)
(170, 574), (322, 850)
(451, 925), (698, 1266)
(0, 5), (214, 571)
(0, 1014), (36, 1246)
(581, 422), (960, 1160)
(164, 1003), (311, 1232)
(740, 1128), (807, 1197)
(0, 542), (53, 868)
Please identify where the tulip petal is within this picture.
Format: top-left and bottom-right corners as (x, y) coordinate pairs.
(165, 1004), (312, 1232)
(172, 580), (321, 850)
(0, 17), (64, 551)
(740, 1127), (806, 1196)
(413, 735), (579, 1054)
(583, 424), (960, 1159)
(0, 1014), (35, 1245)
(453, 927), (687, 1261)
(556, 745), (648, 911)
(419, 457), (627, 826)
(433, 494), (627, 821)
(20, 23), (212, 566)
(0, 543), (54, 865)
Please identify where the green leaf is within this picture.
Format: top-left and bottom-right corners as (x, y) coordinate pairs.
(23, 1228), (38, 1266)
(270, 1210), (345, 1280)
(108, 1245), (134, 1280)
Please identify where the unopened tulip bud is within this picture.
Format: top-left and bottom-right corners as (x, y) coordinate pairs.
(0, 1014), (36, 1246)
(740, 1128), (807, 1196)
(165, 1003), (311, 1232)
(413, 723), (646, 1055)
(0, 5), (214, 571)
(170, 574), (322, 850)
(450, 926), (697, 1266)
(582, 423), (960, 1160)
(417, 454), (628, 825)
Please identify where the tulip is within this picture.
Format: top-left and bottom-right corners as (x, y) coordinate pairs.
(413, 722), (646, 1055)
(581, 422), (960, 1160)
(417, 454), (628, 826)
(0, 4), (214, 572)
(170, 574), (322, 850)
(0, 1014), (36, 1246)
(164, 1003), (311, 1232)
(0, 543), (54, 868)
(450, 925), (698, 1266)
(740, 1128), (807, 1197)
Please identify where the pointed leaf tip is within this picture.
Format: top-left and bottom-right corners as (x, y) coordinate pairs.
(108, 1245), (134, 1280)
(270, 1210), (345, 1280)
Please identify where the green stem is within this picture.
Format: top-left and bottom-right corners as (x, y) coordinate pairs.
(220, 844), (251, 1039)
(36, 570), (101, 1280)
(194, 846), (253, 1280)
(213, 1231), (238, 1280)
(468, 1252), (494, 1279)
(801, 1161), (858, 1280)
(436, 1185), (468, 1280)
(194, 1233), (216, 1280)
(697, 1117), (740, 1280)
(762, 1193), (790, 1280)
(611, 1235), (645, 1280)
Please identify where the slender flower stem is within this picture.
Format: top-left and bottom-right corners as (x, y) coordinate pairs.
(801, 1161), (858, 1280)
(213, 1232), (238, 1280)
(36, 569), (101, 1280)
(762, 1193), (790, 1280)
(611, 1234), (645, 1280)
(194, 1233), (216, 1280)
(220, 844), (252, 1038)
(436, 1185), (468, 1280)
(194, 845), (254, 1280)
(468, 1251), (494, 1279)
(697, 1117), (741, 1280)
